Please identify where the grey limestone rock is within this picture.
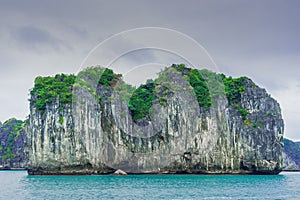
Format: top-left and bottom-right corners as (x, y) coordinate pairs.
(26, 66), (284, 175)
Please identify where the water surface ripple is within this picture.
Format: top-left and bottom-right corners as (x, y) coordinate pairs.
(1, 171), (299, 199)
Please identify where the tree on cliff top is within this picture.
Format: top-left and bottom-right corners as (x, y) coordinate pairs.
(29, 65), (252, 122)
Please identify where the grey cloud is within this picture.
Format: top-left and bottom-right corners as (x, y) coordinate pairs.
(109, 48), (187, 78)
(11, 26), (64, 52)
(65, 24), (89, 38)
(0, 0), (300, 140)
(112, 49), (157, 66)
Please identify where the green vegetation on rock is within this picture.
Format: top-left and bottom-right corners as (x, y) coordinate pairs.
(29, 65), (251, 122)
(74, 67), (105, 97)
(173, 64), (212, 110)
(173, 64), (250, 119)
(4, 118), (23, 137)
(1, 147), (15, 160)
(59, 116), (64, 125)
(221, 74), (247, 105)
(184, 68), (212, 110)
(98, 68), (121, 87)
(30, 74), (76, 112)
(0, 118), (25, 161)
(199, 68), (226, 98)
(128, 80), (156, 121)
(221, 75), (249, 120)
(26, 65), (284, 175)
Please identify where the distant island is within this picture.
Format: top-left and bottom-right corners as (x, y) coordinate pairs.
(0, 64), (289, 174)
(0, 118), (27, 169)
(283, 138), (300, 171)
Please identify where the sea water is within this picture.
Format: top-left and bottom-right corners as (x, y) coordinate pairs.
(0, 171), (299, 199)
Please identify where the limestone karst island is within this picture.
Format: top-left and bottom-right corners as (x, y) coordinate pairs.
(0, 64), (289, 175)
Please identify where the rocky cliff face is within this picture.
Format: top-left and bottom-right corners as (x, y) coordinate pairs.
(0, 118), (27, 168)
(283, 138), (300, 169)
(27, 65), (284, 175)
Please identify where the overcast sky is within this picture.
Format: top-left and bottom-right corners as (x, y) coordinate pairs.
(0, 0), (299, 140)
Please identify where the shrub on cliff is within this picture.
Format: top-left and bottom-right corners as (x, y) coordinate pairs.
(29, 65), (251, 122)
(30, 74), (76, 112)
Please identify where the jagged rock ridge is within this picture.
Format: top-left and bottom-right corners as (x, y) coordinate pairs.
(26, 65), (284, 175)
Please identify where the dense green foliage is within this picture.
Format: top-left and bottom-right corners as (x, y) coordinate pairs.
(73, 66), (138, 120)
(30, 74), (76, 112)
(174, 64), (249, 119)
(221, 74), (247, 105)
(127, 64), (222, 120)
(128, 80), (156, 121)
(221, 74), (249, 119)
(173, 64), (212, 110)
(3, 118), (24, 137)
(29, 65), (251, 122)
(127, 64), (250, 121)
(75, 66), (134, 103)
(284, 138), (300, 168)
(98, 68), (121, 87)
(30, 66), (130, 116)
(0, 118), (24, 161)
(185, 69), (212, 110)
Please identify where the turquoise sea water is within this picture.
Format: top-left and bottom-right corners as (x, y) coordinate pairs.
(1, 171), (300, 199)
